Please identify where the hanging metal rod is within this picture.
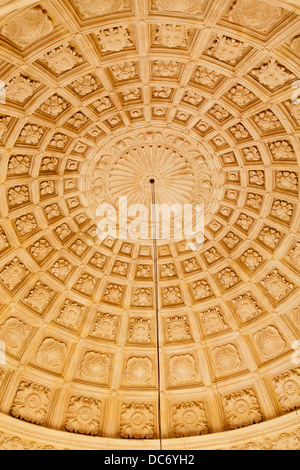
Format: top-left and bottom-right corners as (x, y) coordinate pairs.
(150, 179), (162, 451)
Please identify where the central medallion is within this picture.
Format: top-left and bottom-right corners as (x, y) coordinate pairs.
(108, 145), (195, 208)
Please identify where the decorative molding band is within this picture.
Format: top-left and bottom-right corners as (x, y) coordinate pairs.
(0, 411), (299, 450)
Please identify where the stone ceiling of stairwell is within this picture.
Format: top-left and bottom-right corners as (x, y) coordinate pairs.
(0, 0), (299, 448)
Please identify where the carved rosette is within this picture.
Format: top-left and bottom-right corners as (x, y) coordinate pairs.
(223, 389), (263, 430)
(65, 396), (102, 435)
(11, 382), (50, 425)
(173, 401), (208, 437)
(273, 369), (300, 412)
(120, 403), (154, 439)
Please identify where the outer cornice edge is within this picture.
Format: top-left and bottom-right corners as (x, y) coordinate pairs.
(0, 411), (299, 450)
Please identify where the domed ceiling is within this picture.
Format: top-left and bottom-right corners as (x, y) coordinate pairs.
(0, 0), (300, 450)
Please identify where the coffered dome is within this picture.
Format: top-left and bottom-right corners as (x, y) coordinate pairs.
(0, 0), (300, 450)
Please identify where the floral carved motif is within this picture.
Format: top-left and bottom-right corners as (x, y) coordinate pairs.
(36, 338), (66, 370)
(75, 0), (124, 18)
(0, 258), (29, 291)
(218, 268), (238, 289)
(153, 61), (179, 77)
(92, 313), (117, 339)
(169, 354), (197, 383)
(98, 26), (132, 52)
(163, 286), (182, 305)
(200, 307), (228, 334)
(227, 84), (255, 106)
(167, 316), (191, 341)
(0, 7), (53, 47)
(173, 401), (208, 437)
(81, 352), (110, 381)
(206, 35), (247, 64)
(193, 66), (221, 88)
(241, 249), (262, 270)
(258, 226), (280, 250)
(261, 270), (293, 301)
(57, 300), (84, 329)
(269, 141), (295, 160)
(212, 344), (242, 374)
(120, 403), (154, 439)
(66, 396), (102, 435)
(43, 43), (83, 74)
(129, 319), (151, 343)
(276, 172), (298, 191)
(155, 25), (189, 48)
(24, 282), (53, 313)
(111, 62), (137, 81)
(223, 389), (262, 429)
(233, 292), (262, 322)
(8, 156), (31, 175)
(251, 59), (295, 90)
(11, 381), (50, 425)
(0, 317), (30, 355)
(273, 369), (300, 412)
(126, 357), (152, 384)
(18, 124), (43, 145)
(253, 326), (285, 358)
(6, 75), (39, 103)
(229, 0), (282, 32)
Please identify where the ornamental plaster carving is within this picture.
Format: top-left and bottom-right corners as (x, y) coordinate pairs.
(129, 319), (151, 343)
(154, 0), (205, 14)
(251, 59), (295, 89)
(212, 344), (242, 373)
(43, 44), (83, 74)
(120, 403), (154, 439)
(169, 354), (197, 383)
(229, 0), (282, 32)
(166, 316), (191, 341)
(125, 357), (152, 384)
(0, 258), (29, 290)
(253, 326), (286, 358)
(36, 338), (66, 370)
(206, 35), (247, 64)
(200, 307), (228, 334)
(173, 401), (208, 437)
(6, 75), (40, 103)
(74, 0), (125, 18)
(232, 292), (262, 322)
(223, 389), (263, 429)
(92, 313), (117, 339)
(0, 7), (53, 47)
(11, 381), (50, 425)
(155, 25), (190, 48)
(98, 26), (132, 52)
(81, 352), (110, 381)
(261, 270), (294, 301)
(0, 317), (30, 354)
(273, 369), (300, 412)
(65, 396), (102, 435)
